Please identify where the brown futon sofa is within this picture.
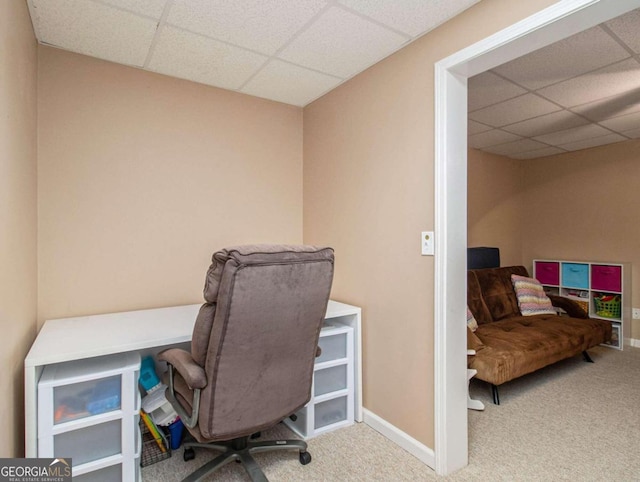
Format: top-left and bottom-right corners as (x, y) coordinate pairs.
(467, 265), (611, 404)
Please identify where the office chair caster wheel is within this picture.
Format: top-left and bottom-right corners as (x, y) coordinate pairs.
(250, 431), (261, 439)
(299, 451), (311, 465)
(183, 448), (196, 462)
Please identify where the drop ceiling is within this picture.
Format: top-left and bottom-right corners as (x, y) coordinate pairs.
(27, 0), (480, 107)
(469, 9), (640, 160)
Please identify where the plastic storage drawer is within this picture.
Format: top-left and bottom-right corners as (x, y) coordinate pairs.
(53, 419), (121, 466)
(561, 263), (589, 289)
(314, 396), (348, 430)
(535, 262), (559, 285)
(314, 365), (347, 397)
(317, 333), (347, 363)
(52, 375), (121, 424)
(591, 265), (622, 292)
(74, 463), (122, 482)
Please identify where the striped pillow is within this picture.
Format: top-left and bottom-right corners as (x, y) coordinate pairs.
(511, 274), (556, 316)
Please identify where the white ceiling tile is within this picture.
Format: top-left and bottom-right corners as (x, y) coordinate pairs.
(510, 147), (565, 160)
(337, 0), (480, 37)
(538, 58), (640, 108)
(599, 110), (640, 133)
(167, 0), (327, 56)
(97, 0), (167, 19)
(533, 124), (613, 146)
(606, 9), (640, 54)
(493, 26), (630, 90)
(148, 26), (268, 90)
(558, 133), (627, 151)
(483, 139), (549, 157)
(30, 0), (158, 67)
(468, 130), (521, 149)
(241, 60), (342, 106)
(468, 71), (526, 112)
(502, 110), (589, 137)
(469, 94), (561, 127)
(468, 120), (493, 135)
(621, 128), (640, 139)
(278, 6), (407, 78)
(571, 92), (640, 122)
(622, 127), (640, 139)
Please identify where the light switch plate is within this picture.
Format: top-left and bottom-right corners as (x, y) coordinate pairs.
(421, 231), (434, 256)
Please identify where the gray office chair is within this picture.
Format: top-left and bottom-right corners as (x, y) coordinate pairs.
(158, 245), (334, 482)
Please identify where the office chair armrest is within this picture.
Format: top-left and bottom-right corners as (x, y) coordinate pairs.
(158, 348), (206, 429)
(158, 348), (207, 389)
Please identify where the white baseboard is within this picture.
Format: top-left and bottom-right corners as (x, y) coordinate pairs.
(629, 338), (640, 348)
(362, 408), (435, 470)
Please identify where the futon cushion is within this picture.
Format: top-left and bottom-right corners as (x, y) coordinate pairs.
(469, 315), (611, 385)
(511, 274), (555, 316)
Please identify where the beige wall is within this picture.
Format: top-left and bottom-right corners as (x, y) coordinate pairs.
(468, 149), (524, 267)
(38, 47), (303, 324)
(0, 0), (38, 457)
(303, 0), (557, 447)
(521, 139), (640, 339)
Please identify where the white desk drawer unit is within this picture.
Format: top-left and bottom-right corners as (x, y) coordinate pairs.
(37, 352), (141, 481)
(285, 322), (355, 438)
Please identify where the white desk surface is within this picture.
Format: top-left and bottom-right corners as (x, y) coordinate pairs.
(26, 300), (357, 368)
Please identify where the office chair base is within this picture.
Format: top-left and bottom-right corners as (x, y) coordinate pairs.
(181, 436), (310, 482)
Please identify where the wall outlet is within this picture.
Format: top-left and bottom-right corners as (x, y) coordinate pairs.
(633, 308), (640, 320)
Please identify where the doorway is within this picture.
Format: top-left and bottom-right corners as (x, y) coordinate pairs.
(433, 0), (640, 475)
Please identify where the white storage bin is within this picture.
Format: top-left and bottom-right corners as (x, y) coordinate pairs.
(54, 419), (121, 466)
(141, 384), (177, 426)
(314, 396), (347, 430)
(314, 364), (347, 397)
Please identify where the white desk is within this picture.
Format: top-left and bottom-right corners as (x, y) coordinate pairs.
(24, 300), (362, 457)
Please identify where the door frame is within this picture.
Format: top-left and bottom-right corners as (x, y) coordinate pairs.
(433, 0), (640, 474)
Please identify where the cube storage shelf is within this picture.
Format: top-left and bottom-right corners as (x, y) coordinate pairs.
(38, 352), (142, 481)
(533, 259), (631, 350)
(284, 322), (355, 438)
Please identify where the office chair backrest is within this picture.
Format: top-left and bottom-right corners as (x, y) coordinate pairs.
(193, 245), (334, 440)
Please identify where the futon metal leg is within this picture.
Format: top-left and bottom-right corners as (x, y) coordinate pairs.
(582, 350), (594, 363)
(491, 384), (500, 405)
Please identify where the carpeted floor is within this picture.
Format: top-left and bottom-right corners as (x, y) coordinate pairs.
(142, 345), (640, 481)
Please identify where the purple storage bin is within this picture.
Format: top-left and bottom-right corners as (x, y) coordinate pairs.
(591, 265), (622, 292)
(535, 261), (559, 285)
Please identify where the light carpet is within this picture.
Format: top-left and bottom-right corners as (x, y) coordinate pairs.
(142, 346), (640, 481)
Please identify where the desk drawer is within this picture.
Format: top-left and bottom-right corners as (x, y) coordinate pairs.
(591, 265), (622, 292)
(535, 261), (559, 285)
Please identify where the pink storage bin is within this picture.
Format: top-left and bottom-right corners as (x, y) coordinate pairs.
(591, 265), (622, 292)
(535, 261), (559, 285)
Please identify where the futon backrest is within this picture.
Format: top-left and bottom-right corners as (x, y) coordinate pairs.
(468, 266), (529, 323)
